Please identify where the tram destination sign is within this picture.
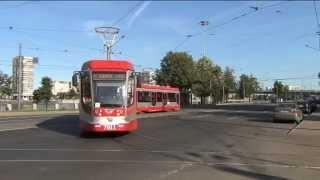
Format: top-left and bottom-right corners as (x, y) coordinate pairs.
(93, 73), (126, 80)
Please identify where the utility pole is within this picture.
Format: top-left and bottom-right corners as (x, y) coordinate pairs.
(199, 20), (209, 57)
(242, 80), (245, 99)
(17, 43), (22, 111)
(222, 76), (225, 103)
(209, 79), (212, 104)
(106, 45), (111, 60)
(276, 84), (279, 102)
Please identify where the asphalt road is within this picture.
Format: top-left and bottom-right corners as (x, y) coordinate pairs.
(0, 107), (319, 180)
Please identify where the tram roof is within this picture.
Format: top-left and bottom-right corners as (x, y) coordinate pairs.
(138, 84), (180, 92)
(82, 60), (134, 71)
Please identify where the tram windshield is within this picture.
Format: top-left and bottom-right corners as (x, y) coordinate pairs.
(94, 81), (126, 108)
(92, 72), (127, 108)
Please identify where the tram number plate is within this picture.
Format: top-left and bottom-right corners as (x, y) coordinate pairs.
(106, 124), (118, 130)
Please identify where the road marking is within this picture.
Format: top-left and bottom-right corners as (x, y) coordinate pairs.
(0, 115), (42, 120)
(0, 159), (318, 169)
(0, 118), (47, 124)
(159, 163), (193, 179)
(227, 116), (238, 120)
(186, 109), (272, 115)
(189, 114), (211, 118)
(0, 113), (77, 121)
(0, 148), (223, 154)
(0, 127), (36, 132)
(0, 148), (318, 156)
(206, 162), (320, 170)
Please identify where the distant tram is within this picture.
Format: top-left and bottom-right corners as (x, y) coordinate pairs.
(73, 59), (180, 134)
(136, 84), (180, 113)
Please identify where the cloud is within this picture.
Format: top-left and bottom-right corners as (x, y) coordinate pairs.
(128, 1), (152, 27)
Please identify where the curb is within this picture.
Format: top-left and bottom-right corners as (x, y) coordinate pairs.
(0, 111), (78, 117)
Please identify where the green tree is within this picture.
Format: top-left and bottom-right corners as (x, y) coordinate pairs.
(35, 77), (53, 110)
(211, 64), (223, 104)
(155, 51), (195, 105)
(66, 89), (79, 99)
(191, 57), (223, 104)
(56, 92), (66, 100)
(223, 67), (236, 103)
(238, 74), (260, 101)
(192, 57), (215, 104)
(273, 81), (289, 100)
(33, 89), (41, 103)
(0, 72), (12, 98)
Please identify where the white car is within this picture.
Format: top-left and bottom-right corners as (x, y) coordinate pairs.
(273, 103), (303, 123)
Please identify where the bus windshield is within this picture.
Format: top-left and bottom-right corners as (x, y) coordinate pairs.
(93, 81), (126, 108)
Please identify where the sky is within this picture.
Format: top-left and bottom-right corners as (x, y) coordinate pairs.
(0, 1), (320, 90)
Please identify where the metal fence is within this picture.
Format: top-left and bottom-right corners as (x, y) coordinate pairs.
(0, 100), (79, 112)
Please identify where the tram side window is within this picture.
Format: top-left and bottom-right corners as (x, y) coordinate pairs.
(151, 92), (156, 106)
(163, 93), (168, 105)
(81, 73), (92, 113)
(138, 91), (152, 102)
(127, 76), (134, 106)
(168, 93), (177, 103)
(157, 92), (163, 102)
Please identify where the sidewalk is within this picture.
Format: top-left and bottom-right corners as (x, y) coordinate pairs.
(0, 110), (78, 117)
(291, 113), (320, 136)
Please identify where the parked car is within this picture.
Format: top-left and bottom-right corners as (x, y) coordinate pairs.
(273, 103), (303, 123)
(309, 99), (317, 113)
(314, 96), (320, 105)
(297, 100), (311, 114)
(305, 97), (317, 113)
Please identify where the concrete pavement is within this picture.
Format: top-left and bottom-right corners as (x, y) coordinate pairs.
(0, 106), (319, 179)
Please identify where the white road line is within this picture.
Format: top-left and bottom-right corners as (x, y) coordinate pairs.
(0, 148), (317, 156)
(0, 113), (75, 121)
(0, 148), (224, 154)
(0, 159), (318, 169)
(226, 116), (238, 120)
(0, 118), (47, 123)
(159, 163), (193, 179)
(189, 114), (211, 118)
(0, 115), (41, 120)
(186, 109), (272, 114)
(206, 162), (320, 170)
(0, 126), (36, 132)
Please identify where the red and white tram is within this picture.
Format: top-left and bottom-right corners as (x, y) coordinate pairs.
(73, 59), (180, 134)
(73, 60), (138, 133)
(136, 84), (180, 113)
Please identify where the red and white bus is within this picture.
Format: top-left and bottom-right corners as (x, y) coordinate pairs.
(73, 60), (138, 134)
(73, 59), (180, 134)
(136, 84), (180, 113)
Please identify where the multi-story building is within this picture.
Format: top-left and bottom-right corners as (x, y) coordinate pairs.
(288, 85), (302, 91)
(140, 68), (156, 84)
(52, 80), (72, 95)
(12, 56), (38, 100)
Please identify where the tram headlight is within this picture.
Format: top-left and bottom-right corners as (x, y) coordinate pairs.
(116, 109), (124, 115)
(94, 108), (103, 116)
